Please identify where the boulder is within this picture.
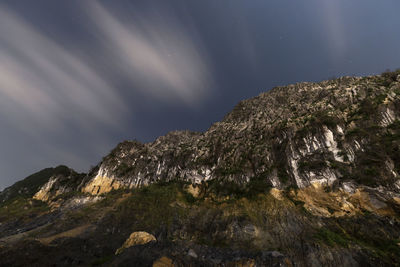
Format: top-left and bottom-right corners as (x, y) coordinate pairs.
(115, 231), (156, 255)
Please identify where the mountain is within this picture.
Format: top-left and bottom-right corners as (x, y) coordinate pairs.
(1, 70), (400, 266)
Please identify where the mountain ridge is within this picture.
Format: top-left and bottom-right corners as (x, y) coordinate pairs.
(1, 70), (400, 266)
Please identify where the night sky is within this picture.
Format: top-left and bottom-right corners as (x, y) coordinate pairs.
(1, 0), (400, 190)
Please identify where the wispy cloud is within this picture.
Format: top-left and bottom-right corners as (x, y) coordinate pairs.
(0, 6), (127, 135)
(87, 1), (215, 105)
(318, 0), (347, 60)
(0, 1), (216, 189)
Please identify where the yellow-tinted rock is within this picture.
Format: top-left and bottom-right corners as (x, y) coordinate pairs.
(186, 184), (201, 198)
(33, 178), (59, 202)
(152, 256), (174, 267)
(115, 231), (156, 255)
(269, 188), (284, 200)
(82, 173), (121, 195)
(291, 182), (396, 217)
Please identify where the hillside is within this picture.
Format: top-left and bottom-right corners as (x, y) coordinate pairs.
(1, 70), (400, 266)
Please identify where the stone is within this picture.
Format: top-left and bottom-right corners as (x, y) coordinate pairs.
(187, 248), (197, 258)
(115, 231), (156, 255)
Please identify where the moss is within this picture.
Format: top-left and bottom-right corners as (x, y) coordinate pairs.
(315, 228), (348, 247)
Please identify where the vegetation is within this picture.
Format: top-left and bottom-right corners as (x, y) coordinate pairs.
(115, 163), (134, 176)
(205, 175), (271, 200)
(315, 228), (348, 247)
(379, 69), (400, 87)
(0, 197), (49, 223)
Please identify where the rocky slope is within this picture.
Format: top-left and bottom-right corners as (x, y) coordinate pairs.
(77, 71), (400, 194)
(1, 70), (400, 266)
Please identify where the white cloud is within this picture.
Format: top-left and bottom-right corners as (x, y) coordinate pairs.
(0, 6), (127, 135)
(87, 1), (215, 105)
(0, 2), (216, 189)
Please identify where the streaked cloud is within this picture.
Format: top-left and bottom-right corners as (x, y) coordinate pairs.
(318, 0), (347, 60)
(0, 6), (127, 134)
(1, 0), (399, 190)
(0, 1), (216, 189)
(87, 1), (215, 105)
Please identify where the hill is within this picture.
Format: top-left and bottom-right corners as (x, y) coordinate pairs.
(1, 70), (400, 266)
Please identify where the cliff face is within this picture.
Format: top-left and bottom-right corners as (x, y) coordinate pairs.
(1, 71), (400, 266)
(76, 73), (400, 195)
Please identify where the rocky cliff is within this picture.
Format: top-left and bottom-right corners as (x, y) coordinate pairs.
(74, 72), (400, 195)
(1, 70), (400, 266)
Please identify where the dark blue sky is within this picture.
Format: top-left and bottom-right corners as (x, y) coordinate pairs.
(1, 0), (399, 190)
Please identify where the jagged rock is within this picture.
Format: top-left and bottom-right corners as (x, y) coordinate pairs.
(1, 71), (400, 266)
(62, 71), (400, 198)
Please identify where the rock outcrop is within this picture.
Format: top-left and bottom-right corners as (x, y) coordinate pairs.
(70, 72), (400, 199)
(116, 231), (157, 255)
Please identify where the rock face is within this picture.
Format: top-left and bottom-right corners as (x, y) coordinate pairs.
(81, 167), (122, 195)
(1, 71), (400, 266)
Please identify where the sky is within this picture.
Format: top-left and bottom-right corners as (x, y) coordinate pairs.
(1, 0), (400, 190)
